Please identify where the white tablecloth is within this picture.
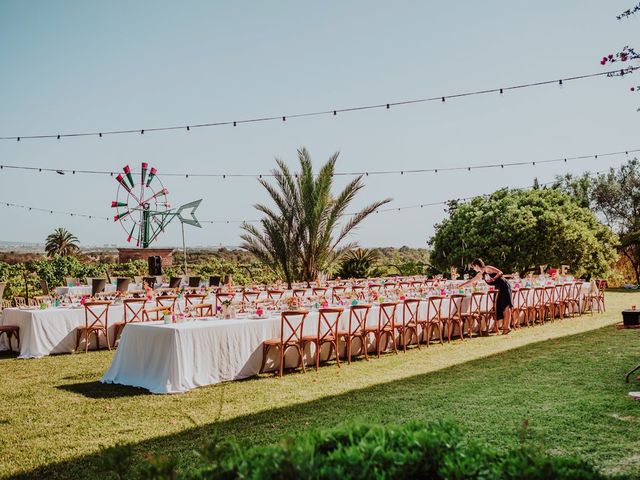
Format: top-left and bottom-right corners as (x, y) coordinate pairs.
(102, 303), (441, 394)
(55, 283), (141, 296)
(0, 299), (187, 359)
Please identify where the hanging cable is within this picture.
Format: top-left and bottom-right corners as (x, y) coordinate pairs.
(1, 66), (636, 141)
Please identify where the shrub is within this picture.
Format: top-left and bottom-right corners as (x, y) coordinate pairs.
(101, 421), (615, 479)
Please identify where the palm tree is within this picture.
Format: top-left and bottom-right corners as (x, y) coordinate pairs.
(45, 228), (80, 257)
(338, 248), (379, 279)
(241, 148), (391, 286)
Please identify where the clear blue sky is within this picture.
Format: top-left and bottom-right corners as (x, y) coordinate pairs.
(0, 1), (637, 248)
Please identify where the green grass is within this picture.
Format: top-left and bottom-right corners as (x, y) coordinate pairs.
(1, 291), (640, 479)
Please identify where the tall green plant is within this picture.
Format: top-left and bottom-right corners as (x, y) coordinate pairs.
(241, 148), (391, 286)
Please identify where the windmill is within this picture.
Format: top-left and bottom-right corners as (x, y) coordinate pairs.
(111, 163), (202, 272)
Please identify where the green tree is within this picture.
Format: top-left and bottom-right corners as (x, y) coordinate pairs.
(589, 159), (640, 283)
(44, 228), (80, 257)
(241, 148), (391, 286)
(428, 188), (618, 278)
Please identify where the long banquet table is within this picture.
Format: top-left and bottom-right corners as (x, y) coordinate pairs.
(0, 300), (185, 359)
(102, 301), (473, 394)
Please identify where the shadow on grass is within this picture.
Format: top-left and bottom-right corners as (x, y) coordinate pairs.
(9, 325), (640, 480)
(56, 381), (148, 399)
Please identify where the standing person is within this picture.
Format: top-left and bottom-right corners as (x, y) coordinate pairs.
(461, 258), (514, 334)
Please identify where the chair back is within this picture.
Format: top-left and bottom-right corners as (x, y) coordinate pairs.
(188, 276), (201, 288)
(331, 286), (346, 303)
(242, 290), (261, 303)
(116, 278), (130, 293)
(215, 292), (235, 310)
(267, 289), (285, 300)
(143, 305), (169, 322)
(446, 294), (464, 320)
(515, 288), (530, 309)
(84, 301), (111, 329)
(192, 303), (214, 317)
(351, 285), (366, 300)
(572, 282), (584, 301)
(185, 293), (207, 306)
(377, 302), (398, 330)
(402, 298), (421, 326)
(312, 287), (328, 298)
(39, 278), (50, 296)
(91, 278), (107, 297)
(123, 298), (147, 324)
(369, 284), (382, 294)
(543, 286), (554, 305)
(156, 295), (178, 311)
(317, 308), (343, 342)
(483, 290), (498, 315)
(348, 304), (371, 335)
(426, 295), (444, 322)
(292, 288), (307, 298)
(279, 310), (308, 344)
(533, 287), (545, 308)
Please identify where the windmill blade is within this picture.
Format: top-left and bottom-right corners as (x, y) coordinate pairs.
(176, 199), (203, 228)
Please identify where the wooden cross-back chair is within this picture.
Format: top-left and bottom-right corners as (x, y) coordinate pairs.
(365, 302), (398, 357)
(113, 298), (147, 344)
(215, 292), (235, 311)
(566, 282), (583, 316)
(260, 310), (309, 377)
(331, 286), (346, 303)
(303, 308), (343, 371)
(156, 295), (178, 312)
(396, 298), (421, 351)
(76, 301), (112, 353)
(480, 290), (498, 334)
(442, 294), (465, 342)
(0, 323), (19, 352)
(338, 304), (371, 364)
(424, 296), (445, 345)
(242, 290), (261, 304)
(191, 303), (214, 317)
(512, 288), (531, 327)
(460, 292), (482, 337)
(185, 293), (207, 306)
(351, 285), (366, 300)
(142, 305), (171, 322)
(267, 289), (285, 301)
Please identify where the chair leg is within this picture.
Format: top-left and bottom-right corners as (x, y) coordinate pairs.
(334, 341), (340, 368)
(298, 345), (306, 374)
(259, 344), (269, 373)
(279, 346), (284, 378)
(315, 341), (320, 372)
(425, 324), (431, 347)
(361, 334), (369, 361)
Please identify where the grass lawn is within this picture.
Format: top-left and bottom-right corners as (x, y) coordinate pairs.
(1, 291), (640, 479)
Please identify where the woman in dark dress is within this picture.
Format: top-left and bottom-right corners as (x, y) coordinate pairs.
(461, 258), (514, 334)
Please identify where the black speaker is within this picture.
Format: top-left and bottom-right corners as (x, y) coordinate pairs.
(148, 256), (162, 276)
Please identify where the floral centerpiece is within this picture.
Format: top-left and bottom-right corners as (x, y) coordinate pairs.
(285, 296), (300, 311)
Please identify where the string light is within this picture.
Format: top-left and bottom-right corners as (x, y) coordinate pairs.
(1, 66), (637, 142)
(0, 147), (636, 179)
(0, 168), (616, 225)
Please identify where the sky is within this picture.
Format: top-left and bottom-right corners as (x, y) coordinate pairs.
(0, 1), (638, 248)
